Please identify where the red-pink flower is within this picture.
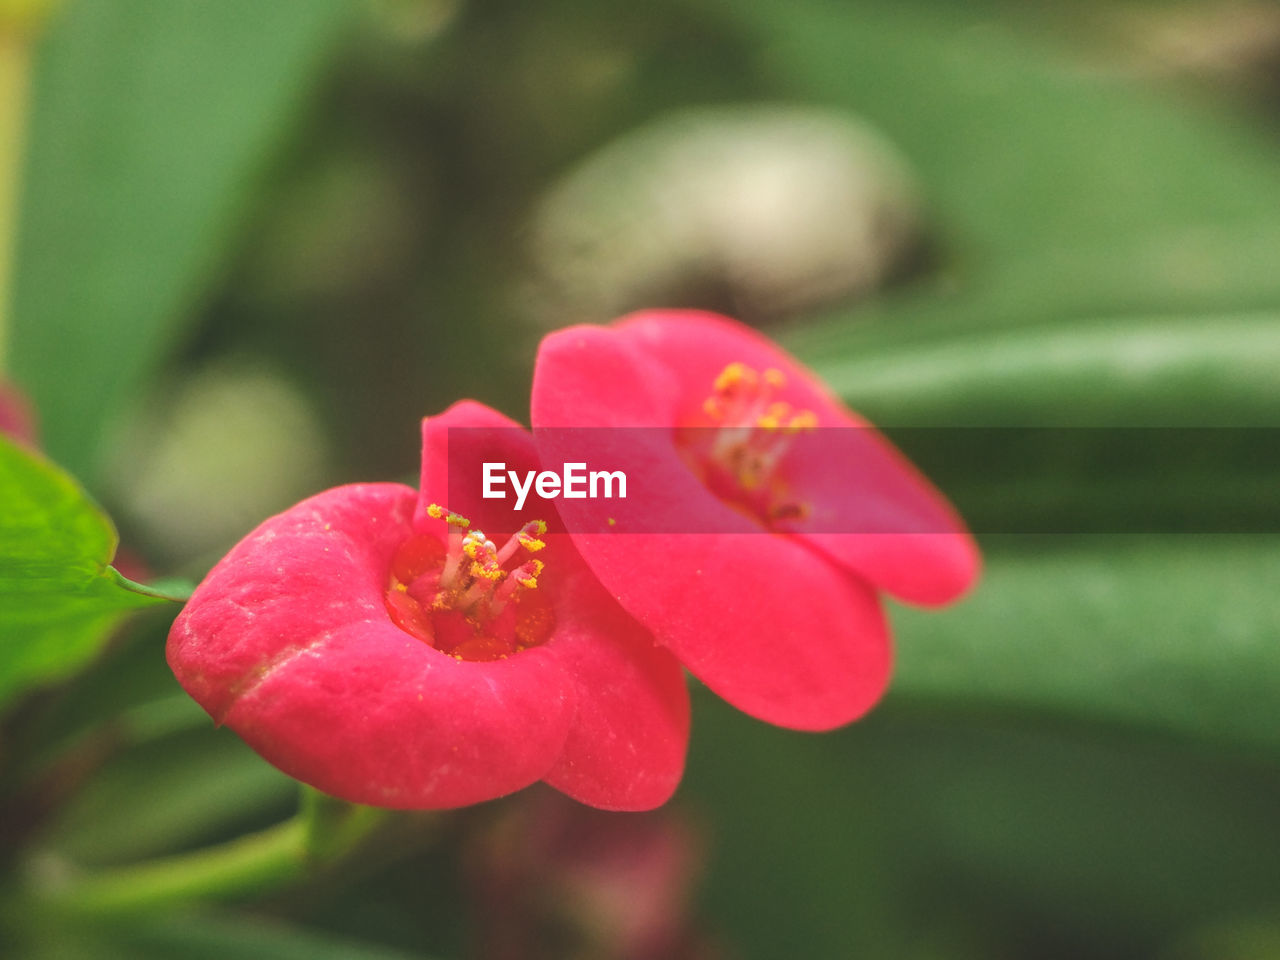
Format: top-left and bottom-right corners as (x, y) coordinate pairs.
(470, 789), (720, 960)
(530, 310), (979, 731)
(0, 381), (38, 447)
(167, 401), (689, 811)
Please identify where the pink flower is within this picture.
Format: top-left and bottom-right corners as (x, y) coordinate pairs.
(470, 789), (721, 960)
(530, 310), (979, 730)
(167, 401), (689, 811)
(0, 381), (38, 447)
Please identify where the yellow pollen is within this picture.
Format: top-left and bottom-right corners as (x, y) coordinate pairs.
(714, 361), (756, 393)
(692, 363), (817, 526)
(427, 503), (470, 527)
(469, 560), (504, 581)
(517, 534), (546, 552)
(788, 411), (819, 432)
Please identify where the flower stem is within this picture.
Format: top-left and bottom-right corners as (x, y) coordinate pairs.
(28, 788), (396, 919)
(40, 816), (310, 916)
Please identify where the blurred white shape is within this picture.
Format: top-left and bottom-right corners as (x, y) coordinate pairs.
(109, 361), (330, 562)
(529, 104), (926, 323)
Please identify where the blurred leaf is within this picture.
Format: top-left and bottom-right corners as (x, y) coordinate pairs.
(799, 312), (1280, 427)
(796, 313), (1280, 536)
(46, 723), (295, 866)
(1168, 916), (1280, 960)
(723, 0), (1280, 325)
(125, 915), (442, 960)
(17, 913), (437, 960)
(10, 0), (351, 480)
(891, 536), (1280, 754)
(684, 698), (1280, 958)
(0, 435), (170, 709)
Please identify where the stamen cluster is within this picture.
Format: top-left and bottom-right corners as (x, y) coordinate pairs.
(385, 506), (552, 661)
(687, 362), (817, 523)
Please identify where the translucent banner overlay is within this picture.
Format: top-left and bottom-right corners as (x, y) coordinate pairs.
(442, 427), (1280, 535)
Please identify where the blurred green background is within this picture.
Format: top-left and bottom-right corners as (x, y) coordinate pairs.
(2, 0), (1280, 957)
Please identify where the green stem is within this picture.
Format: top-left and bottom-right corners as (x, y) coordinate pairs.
(107, 565), (195, 603)
(29, 789), (395, 919)
(42, 816), (309, 916)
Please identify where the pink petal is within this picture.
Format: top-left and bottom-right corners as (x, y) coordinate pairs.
(539, 559), (690, 810)
(777, 426), (981, 605)
(415, 399), (565, 536)
(168, 483), (418, 722)
(0, 381), (38, 447)
(546, 530), (890, 730)
(223, 621), (576, 808)
(530, 323), (757, 539)
(419, 402), (691, 807)
(534, 311), (980, 603)
(168, 483), (576, 808)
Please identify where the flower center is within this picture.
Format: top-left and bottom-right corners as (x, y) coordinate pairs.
(677, 362), (816, 526)
(384, 505), (554, 661)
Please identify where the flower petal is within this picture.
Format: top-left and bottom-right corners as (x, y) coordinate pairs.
(533, 310), (979, 604)
(168, 483), (577, 808)
(420, 402), (691, 807)
(222, 620), (576, 808)
(539, 560), (690, 811)
(168, 483), (418, 722)
(547, 530), (890, 730)
(530, 323), (758, 539)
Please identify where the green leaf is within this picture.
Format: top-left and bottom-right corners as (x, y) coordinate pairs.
(890, 536), (1280, 754)
(121, 915), (440, 960)
(684, 697), (1280, 957)
(727, 0), (1280, 316)
(44, 720), (296, 867)
(799, 311), (1280, 427)
(10, 0), (352, 480)
(794, 313), (1280, 536)
(14, 913), (438, 960)
(0, 435), (170, 709)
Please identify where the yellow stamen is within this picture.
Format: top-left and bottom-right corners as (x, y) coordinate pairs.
(427, 503), (470, 527)
(692, 363), (816, 525)
(788, 411), (819, 432)
(515, 558), (545, 589)
(469, 560), (504, 581)
(714, 361), (756, 393)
